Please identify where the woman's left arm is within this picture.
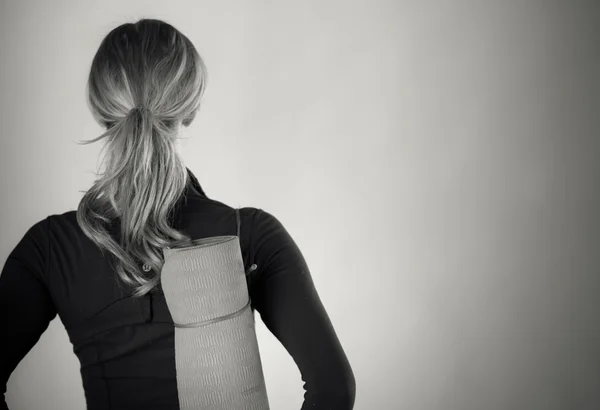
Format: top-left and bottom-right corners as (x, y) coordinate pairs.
(0, 218), (58, 410)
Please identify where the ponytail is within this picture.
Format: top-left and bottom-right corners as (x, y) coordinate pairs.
(76, 18), (207, 297)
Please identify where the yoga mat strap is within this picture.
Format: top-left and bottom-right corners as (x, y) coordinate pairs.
(173, 298), (252, 328)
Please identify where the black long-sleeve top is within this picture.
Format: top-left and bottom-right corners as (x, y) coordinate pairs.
(0, 168), (355, 410)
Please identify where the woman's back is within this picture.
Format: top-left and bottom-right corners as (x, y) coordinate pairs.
(0, 169), (356, 409)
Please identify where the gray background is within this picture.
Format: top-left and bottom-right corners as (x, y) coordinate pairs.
(1, 1), (599, 409)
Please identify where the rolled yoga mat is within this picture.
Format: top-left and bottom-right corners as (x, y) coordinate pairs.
(160, 232), (270, 410)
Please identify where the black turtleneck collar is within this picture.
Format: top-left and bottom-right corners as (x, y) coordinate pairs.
(185, 167), (207, 198)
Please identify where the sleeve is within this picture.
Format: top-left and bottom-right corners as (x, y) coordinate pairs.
(249, 208), (356, 409)
(0, 218), (58, 410)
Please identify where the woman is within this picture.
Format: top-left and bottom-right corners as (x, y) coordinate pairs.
(0, 18), (355, 410)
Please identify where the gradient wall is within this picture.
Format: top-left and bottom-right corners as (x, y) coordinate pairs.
(1, 1), (599, 409)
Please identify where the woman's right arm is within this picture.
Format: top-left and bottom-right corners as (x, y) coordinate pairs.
(0, 218), (58, 410)
(247, 208), (356, 409)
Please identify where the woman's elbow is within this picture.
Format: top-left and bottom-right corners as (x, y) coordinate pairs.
(343, 371), (357, 408)
(329, 369), (356, 409)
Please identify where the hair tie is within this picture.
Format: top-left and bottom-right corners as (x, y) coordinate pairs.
(130, 106), (155, 118)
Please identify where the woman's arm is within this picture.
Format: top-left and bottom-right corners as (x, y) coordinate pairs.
(248, 208), (356, 409)
(0, 219), (58, 410)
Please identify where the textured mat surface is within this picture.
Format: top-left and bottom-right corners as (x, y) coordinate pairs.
(161, 236), (270, 410)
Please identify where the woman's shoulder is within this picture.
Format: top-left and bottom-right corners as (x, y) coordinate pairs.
(4, 215), (52, 285)
(236, 206), (288, 236)
(236, 207), (308, 276)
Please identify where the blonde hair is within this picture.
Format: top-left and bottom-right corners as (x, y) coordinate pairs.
(76, 18), (208, 297)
